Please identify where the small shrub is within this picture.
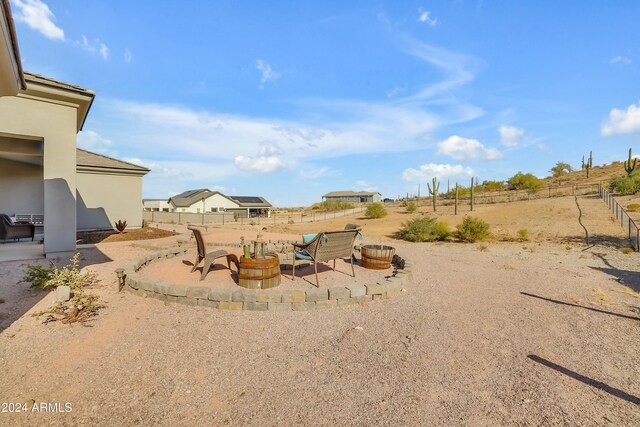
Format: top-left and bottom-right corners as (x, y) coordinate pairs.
(249, 220), (256, 226)
(621, 247), (635, 254)
(405, 202), (417, 213)
(115, 219), (128, 233)
(399, 218), (450, 242)
(365, 203), (387, 219)
(508, 172), (544, 193)
(312, 201), (355, 211)
(456, 216), (490, 242)
(517, 229), (529, 242)
(20, 263), (56, 289)
(608, 175), (640, 195)
(142, 219), (149, 228)
(627, 203), (640, 212)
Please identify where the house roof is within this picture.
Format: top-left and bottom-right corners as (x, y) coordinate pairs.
(24, 72), (94, 95)
(76, 148), (150, 174)
(323, 191), (381, 198)
(1, 0), (26, 92)
(168, 189), (272, 208)
(229, 196), (272, 208)
(169, 189), (219, 207)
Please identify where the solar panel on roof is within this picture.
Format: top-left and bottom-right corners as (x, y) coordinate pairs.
(233, 196), (263, 203)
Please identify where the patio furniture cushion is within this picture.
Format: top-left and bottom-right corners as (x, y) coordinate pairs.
(302, 233), (317, 244)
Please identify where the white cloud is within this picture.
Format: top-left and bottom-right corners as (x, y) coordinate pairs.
(124, 49), (133, 63)
(610, 55), (632, 65)
(418, 9), (438, 26)
(402, 163), (474, 183)
(300, 166), (332, 181)
(75, 35), (109, 60)
(602, 102), (640, 136)
(499, 125), (524, 147)
(256, 59), (280, 88)
(437, 135), (502, 161)
(234, 155), (286, 173)
(11, 0), (64, 40)
(77, 130), (117, 156)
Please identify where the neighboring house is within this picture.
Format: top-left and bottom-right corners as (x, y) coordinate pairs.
(168, 189), (272, 217)
(142, 199), (172, 212)
(322, 191), (382, 203)
(0, 1), (149, 256)
(76, 149), (149, 230)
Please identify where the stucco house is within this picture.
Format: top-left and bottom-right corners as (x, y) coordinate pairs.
(142, 198), (172, 212)
(322, 191), (382, 203)
(0, 1), (148, 257)
(167, 189), (272, 217)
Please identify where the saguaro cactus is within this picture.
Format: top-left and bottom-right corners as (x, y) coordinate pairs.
(624, 148), (637, 176)
(585, 151), (593, 178)
(470, 177), (475, 211)
(427, 177), (440, 212)
(454, 182), (459, 215)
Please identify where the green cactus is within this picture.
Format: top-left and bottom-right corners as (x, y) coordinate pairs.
(470, 177), (475, 211)
(427, 177), (440, 212)
(624, 148), (637, 176)
(585, 151), (593, 178)
(581, 155), (585, 170)
(454, 182), (459, 215)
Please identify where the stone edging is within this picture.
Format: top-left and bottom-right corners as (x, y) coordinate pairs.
(119, 246), (413, 311)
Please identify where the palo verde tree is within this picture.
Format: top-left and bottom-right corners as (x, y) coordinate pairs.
(550, 161), (573, 177)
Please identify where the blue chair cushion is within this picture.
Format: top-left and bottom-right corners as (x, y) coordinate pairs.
(295, 250), (313, 260)
(302, 233), (317, 244)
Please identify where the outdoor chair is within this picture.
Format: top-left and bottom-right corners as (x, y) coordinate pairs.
(187, 226), (239, 280)
(0, 214), (35, 243)
(291, 228), (361, 287)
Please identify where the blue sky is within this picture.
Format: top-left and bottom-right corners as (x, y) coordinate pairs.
(10, 0), (640, 206)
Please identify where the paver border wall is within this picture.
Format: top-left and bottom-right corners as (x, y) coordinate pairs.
(118, 245), (412, 311)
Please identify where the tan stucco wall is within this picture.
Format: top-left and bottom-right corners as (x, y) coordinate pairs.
(0, 158), (43, 214)
(76, 171), (143, 230)
(0, 95), (77, 257)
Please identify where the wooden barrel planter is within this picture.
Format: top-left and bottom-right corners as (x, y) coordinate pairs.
(238, 255), (281, 289)
(361, 245), (396, 270)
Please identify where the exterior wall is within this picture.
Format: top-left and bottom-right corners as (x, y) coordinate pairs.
(171, 193), (240, 213)
(143, 199), (171, 211)
(0, 157), (43, 215)
(324, 194), (381, 203)
(77, 171), (144, 230)
(0, 95), (77, 257)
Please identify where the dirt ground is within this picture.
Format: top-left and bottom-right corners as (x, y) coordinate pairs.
(0, 195), (639, 426)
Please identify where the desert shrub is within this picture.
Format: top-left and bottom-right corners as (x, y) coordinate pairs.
(399, 217), (450, 242)
(517, 229), (529, 242)
(626, 203), (640, 212)
(621, 247), (634, 254)
(142, 219), (149, 228)
(313, 201), (355, 211)
(480, 180), (507, 192)
(608, 175), (640, 195)
(405, 202), (417, 213)
(115, 220), (128, 232)
(20, 253), (98, 291)
(507, 172), (544, 193)
(456, 216), (490, 242)
(365, 203), (387, 219)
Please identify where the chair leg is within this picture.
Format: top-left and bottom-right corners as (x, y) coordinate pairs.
(314, 262), (319, 287)
(292, 256), (296, 280)
(190, 255), (202, 273)
(333, 259), (336, 271)
(350, 255), (355, 277)
(227, 254), (239, 271)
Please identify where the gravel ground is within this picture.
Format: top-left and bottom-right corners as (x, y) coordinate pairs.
(0, 198), (639, 426)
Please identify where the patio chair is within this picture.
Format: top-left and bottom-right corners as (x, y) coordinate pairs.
(0, 214), (35, 243)
(187, 226), (239, 280)
(291, 228), (361, 287)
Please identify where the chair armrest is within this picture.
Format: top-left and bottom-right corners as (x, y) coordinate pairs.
(292, 242), (310, 250)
